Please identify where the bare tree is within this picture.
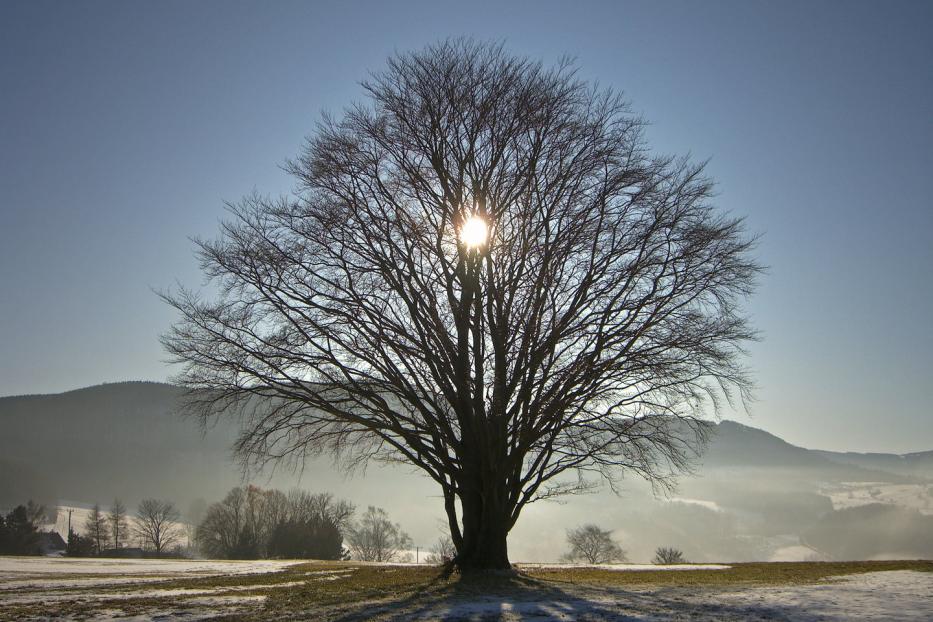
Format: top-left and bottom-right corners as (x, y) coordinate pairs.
(653, 546), (686, 564)
(83, 503), (109, 556)
(108, 499), (128, 550)
(196, 488), (247, 559)
(195, 486), (267, 559)
(562, 524), (626, 564)
(286, 490), (355, 532)
(424, 534), (457, 565)
(163, 40), (760, 570)
(346, 506), (412, 562)
(195, 485), (353, 560)
(134, 499), (182, 555)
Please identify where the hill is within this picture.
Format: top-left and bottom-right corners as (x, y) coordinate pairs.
(0, 382), (242, 510)
(701, 420), (926, 482)
(2, 382), (931, 562)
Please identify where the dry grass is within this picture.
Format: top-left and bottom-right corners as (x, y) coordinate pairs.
(523, 559), (933, 587)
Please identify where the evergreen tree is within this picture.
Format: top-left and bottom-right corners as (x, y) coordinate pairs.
(66, 529), (95, 557)
(83, 503), (110, 555)
(0, 505), (42, 555)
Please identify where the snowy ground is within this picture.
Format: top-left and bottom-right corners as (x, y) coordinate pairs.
(516, 563), (731, 571)
(334, 570), (933, 621)
(0, 556), (304, 621)
(708, 570), (933, 621)
(0, 556), (300, 578)
(0, 557), (931, 621)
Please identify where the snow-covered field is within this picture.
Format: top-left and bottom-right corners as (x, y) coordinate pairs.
(0, 556), (300, 579)
(0, 556), (931, 621)
(516, 562), (731, 571)
(708, 570), (933, 621)
(0, 556), (304, 620)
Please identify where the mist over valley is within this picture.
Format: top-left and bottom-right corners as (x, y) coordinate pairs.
(3, 381), (930, 563)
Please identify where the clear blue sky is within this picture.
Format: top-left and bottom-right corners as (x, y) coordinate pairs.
(1, 0), (931, 453)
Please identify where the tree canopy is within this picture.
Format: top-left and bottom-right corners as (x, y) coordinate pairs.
(164, 40), (760, 570)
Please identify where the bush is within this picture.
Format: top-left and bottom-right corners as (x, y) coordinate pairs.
(653, 546), (686, 564)
(424, 535), (456, 565)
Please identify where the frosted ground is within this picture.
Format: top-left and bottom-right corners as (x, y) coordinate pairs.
(2, 557), (932, 621)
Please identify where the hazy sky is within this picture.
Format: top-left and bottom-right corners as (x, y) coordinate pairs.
(1, 1), (931, 453)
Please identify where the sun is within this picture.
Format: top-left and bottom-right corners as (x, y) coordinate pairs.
(459, 215), (488, 248)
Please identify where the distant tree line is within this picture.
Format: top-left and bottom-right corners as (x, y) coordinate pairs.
(66, 498), (185, 557)
(195, 486), (356, 560)
(0, 497), (187, 558)
(2, 488), (415, 563)
(194, 487), (418, 563)
(5, 497), (695, 565)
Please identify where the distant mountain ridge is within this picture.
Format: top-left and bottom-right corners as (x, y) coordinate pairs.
(812, 448), (933, 479)
(701, 420), (931, 481)
(1, 382), (930, 510)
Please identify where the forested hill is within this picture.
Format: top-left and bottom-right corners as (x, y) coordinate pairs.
(0, 382), (241, 508)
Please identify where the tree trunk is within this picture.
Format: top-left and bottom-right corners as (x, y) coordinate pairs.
(451, 479), (514, 572)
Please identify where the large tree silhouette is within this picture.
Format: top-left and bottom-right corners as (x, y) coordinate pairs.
(163, 40), (759, 571)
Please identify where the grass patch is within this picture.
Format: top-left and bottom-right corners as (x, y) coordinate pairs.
(263, 564), (449, 614)
(0, 595), (242, 621)
(522, 560), (933, 587)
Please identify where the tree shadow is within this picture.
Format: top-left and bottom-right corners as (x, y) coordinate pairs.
(323, 571), (700, 621)
(327, 571), (595, 621)
(322, 569), (895, 621)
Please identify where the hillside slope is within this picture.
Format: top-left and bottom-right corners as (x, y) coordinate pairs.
(0, 382), (242, 508)
(2, 382), (931, 562)
(2, 382), (925, 507)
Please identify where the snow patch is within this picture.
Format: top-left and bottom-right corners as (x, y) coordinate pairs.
(713, 570), (933, 620)
(518, 562), (732, 571)
(0, 556), (301, 577)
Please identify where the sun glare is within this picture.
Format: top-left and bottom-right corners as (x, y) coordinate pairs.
(460, 215), (488, 248)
